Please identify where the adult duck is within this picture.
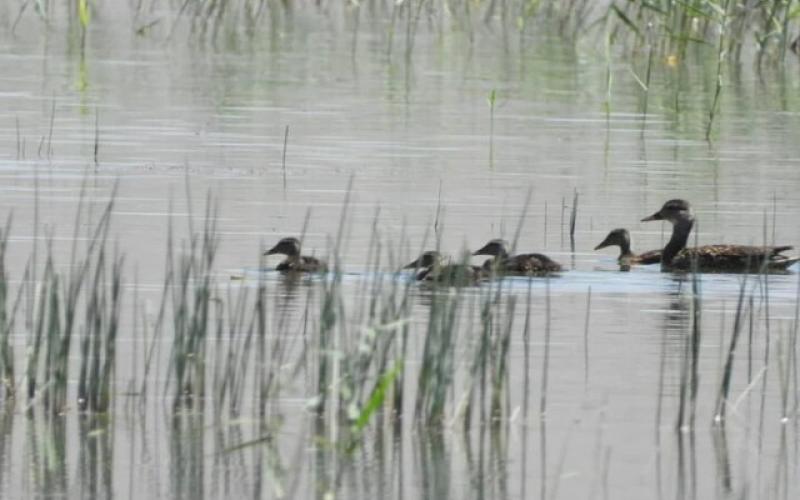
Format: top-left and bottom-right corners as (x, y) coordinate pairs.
(594, 228), (661, 268)
(404, 251), (487, 285)
(641, 199), (798, 273)
(265, 237), (328, 273)
(472, 239), (562, 276)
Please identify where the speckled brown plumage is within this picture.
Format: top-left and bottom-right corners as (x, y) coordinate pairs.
(266, 237), (328, 273)
(595, 228), (662, 267)
(404, 251), (487, 285)
(633, 250), (662, 265)
(641, 199), (799, 273)
(665, 244), (796, 272)
(473, 239), (562, 276)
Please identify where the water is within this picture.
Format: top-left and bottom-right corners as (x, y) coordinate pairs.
(1, 4), (800, 499)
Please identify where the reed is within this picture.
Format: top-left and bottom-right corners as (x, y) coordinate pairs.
(0, 217), (24, 400)
(688, 242), (703, 429)
(490, 295), (515, 422)
(93, 108), (99, 165)
(488, 89), (496, 168)
(15, 183), (122, 415)
(712, 275), (747, 423)
(1, 168), (800, 500)
(281, 125), (289, 192)
(414, 286), (462, 425)
(163, 194), (219, 411)
(569, 190), (578, 254)
(705, 0), (731, 141)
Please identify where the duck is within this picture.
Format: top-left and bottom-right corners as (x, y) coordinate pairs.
(594, 228), (661, 267)
(404, 250), (487, 285)
(641, 199), (799, 273)
(472, 239), (562, 276)
(265, 237), (328, 273)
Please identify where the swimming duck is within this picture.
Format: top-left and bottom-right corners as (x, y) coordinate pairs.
(404, 250), (487, 285)
(472, 239), (562, 276)
(641, 199), (799, 273)
(594, 228), (661, 267)
(265, 237), (328, 273)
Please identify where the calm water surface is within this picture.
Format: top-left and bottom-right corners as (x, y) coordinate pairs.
(1, 5), (800, 499)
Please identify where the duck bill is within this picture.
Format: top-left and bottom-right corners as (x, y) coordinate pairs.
(264, 244), (280, 256)
(472, 244), (490, 256)
(641, 212), (662, 222)
(594, 238), (611, 251)
(403, 258), (420, 269)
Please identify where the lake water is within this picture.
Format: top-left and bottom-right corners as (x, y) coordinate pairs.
(1, 4), (800, 499)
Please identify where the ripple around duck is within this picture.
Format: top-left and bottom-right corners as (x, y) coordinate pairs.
(232, 264), (800, 305)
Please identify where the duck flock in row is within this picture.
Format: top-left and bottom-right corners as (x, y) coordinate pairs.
(264, 199), (800, 283)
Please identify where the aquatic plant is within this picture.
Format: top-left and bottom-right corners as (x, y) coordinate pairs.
(0, 168), (796, 500)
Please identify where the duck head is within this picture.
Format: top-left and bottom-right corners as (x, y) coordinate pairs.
(594, 228), (630, 251)
(641, 199), (694, 225)
(472, 239), (509, 258)
(403, 250), (443, 270)
(266, 237), (302, 257)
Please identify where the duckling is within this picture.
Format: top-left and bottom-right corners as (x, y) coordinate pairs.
(265, 237), (328, 273)
(641, 199), (799, 273)
(594, 228), (661, 267)
(404, 250), (486, 285)
(472, 239), (562, 276)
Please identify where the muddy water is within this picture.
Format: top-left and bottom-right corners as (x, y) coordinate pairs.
(1, 6), (800, 500)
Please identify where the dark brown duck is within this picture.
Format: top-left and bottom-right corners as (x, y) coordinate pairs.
(265, 237), (328, 273)
(472, 239), (561, 276)
(641, 199), (799, 273)
(404, 250), (487, 285)
(594, 228), (661, 267)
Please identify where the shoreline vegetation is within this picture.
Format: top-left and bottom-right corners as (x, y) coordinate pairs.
(9, 1), (798, 63)
(7, 0), (799, 144)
